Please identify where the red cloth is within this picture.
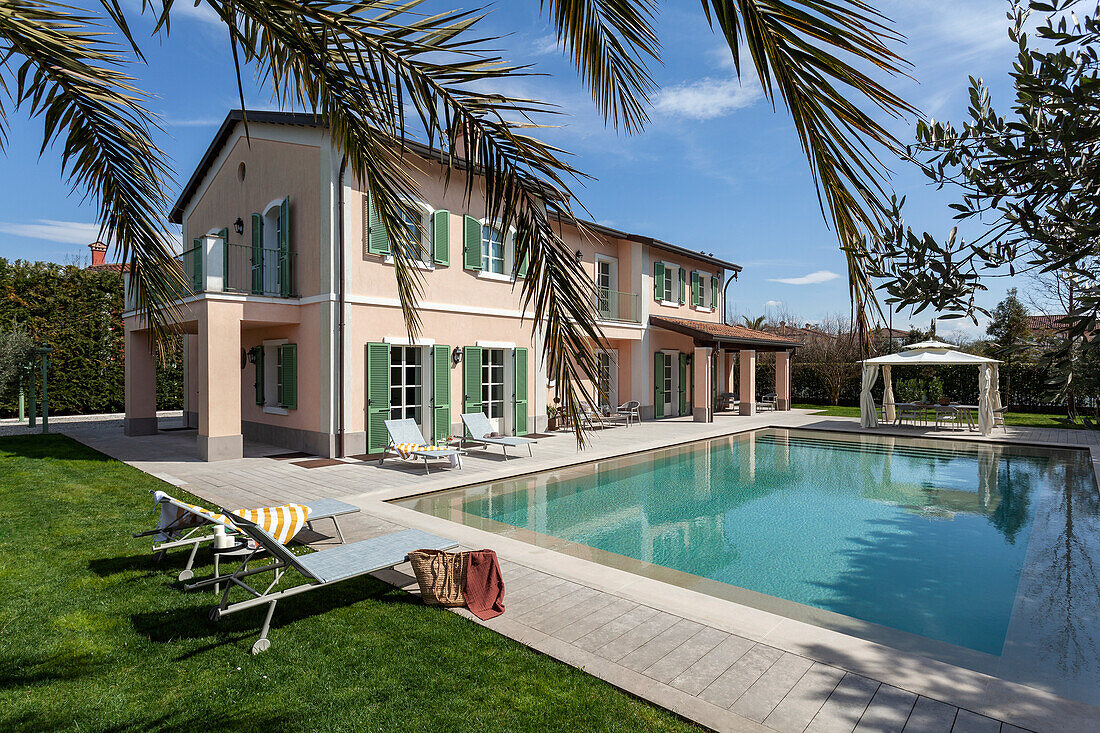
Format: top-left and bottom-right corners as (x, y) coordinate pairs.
(463, 549), (505, 620)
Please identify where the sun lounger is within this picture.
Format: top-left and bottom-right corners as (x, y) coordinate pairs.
(202, 511), (457, 653)
(381, 418), (464, 474)
(135, 491), (360, 581)
(460, 412), (537, 459)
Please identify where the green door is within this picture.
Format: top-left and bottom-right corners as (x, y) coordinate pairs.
(654, 351), (667, 419)
(513, 347), (529, 436)
(250, 213), (263, 294)
(277, 344), (297, 409)
(278, 197), (290, 296)
(463, 346), (483, 418)
(679, 353), (690, 416)
(711, 349), (719, 411)
(366, 342), (391, 453)
(432, 345), (451, 442)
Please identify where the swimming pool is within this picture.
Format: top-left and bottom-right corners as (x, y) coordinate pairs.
(397, 428), (1100, 697)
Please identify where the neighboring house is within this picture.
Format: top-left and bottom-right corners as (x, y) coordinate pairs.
(122, 110), (799, 460)
(86, 241), (128, 273)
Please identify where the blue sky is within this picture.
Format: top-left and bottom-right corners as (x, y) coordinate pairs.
(0, 1), (1024, 338)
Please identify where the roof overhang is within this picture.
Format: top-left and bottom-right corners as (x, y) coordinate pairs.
(649, 315), (800, 352)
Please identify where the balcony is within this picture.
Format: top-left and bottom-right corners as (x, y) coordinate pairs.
(596, 287), (640, 323)
(171, 237), (296, 299)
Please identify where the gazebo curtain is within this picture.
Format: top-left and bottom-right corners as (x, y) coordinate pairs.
(992, 364), (1003, 412)
(860, 365), (880, 428)
(882, 365), (896, 423)
(978, 364), (995, 435)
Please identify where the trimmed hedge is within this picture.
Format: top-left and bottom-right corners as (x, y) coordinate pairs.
(0, 259), (182, 417)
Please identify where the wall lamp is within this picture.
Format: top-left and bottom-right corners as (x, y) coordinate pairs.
(451, 346), (463, 365)
(574, 249), (583, 262)
(233, 217), (245, 235)
(247, 346), (260, 364)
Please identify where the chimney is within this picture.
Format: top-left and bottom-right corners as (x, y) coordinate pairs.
(88, 241), (108, 267)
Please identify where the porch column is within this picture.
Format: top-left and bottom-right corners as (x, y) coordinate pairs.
(124, 325), (158, 436)
(775, 350), (791, 410)
(197, 302), (243, 461)
(693, 346), (713, 422)
(739, 349), (757, 415)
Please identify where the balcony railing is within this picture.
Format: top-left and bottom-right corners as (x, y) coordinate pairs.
(160, 238), (296, 301)
(596, 287), (640, 323)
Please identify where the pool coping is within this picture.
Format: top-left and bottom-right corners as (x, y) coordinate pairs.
(346, 419), (1100, 732)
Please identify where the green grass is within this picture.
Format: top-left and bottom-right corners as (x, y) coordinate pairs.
(793, 403), (1089, 429)
(0, 435), (698, 733)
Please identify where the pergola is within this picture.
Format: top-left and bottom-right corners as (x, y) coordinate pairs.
(859, 341), (1003, 435)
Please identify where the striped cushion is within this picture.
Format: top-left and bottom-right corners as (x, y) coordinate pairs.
(154, 492), (310, 545)
(391, 442), (451, 460)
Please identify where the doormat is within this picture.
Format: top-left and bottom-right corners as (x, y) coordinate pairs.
(522, 433), (555, 438)
(291, 458), (347, 469)
(266, 451), (315, 460)
(159, 426), (197, 432)
(348, 453), (384, 462)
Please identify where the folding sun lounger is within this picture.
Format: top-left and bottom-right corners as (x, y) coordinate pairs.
(380, 418), (464, 474)
(200, 510), (457, 654)
(135, 491), (360, 581)
(460, 412), (537, 459)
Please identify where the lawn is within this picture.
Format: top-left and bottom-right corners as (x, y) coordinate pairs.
(793, 403), (1089, 429)
(0, 434), (697, 733)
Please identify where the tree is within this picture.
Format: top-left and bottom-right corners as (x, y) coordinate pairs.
(1, 0), (912, 434)
(864, 0), (1100, 414)
(741, 315), (767, 330)
(796, 316), (862, 405)
(0, 328), (35, 400)
(986, 289), (1031, 406)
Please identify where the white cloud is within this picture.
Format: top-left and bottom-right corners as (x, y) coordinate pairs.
(767, 270), (840, 285)
(764, 300), (783, 307)
(532, 34), (564, 56)
(654, 78), (761, 120)
(0, 219), (102, 245)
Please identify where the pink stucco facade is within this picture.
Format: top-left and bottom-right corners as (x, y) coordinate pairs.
(123, 111), (795, 460)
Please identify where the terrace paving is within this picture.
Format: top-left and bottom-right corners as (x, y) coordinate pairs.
(12, 409), (1100, 733)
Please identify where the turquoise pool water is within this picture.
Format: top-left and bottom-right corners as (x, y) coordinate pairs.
(397, 429), (1099, 658)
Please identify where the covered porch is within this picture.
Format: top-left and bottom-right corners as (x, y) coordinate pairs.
(648, 316), (801, 422)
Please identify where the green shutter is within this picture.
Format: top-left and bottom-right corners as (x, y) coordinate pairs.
(679, 353), (690, 416)
(432, 210), (450, 266)
(278, 197), (290, 297)
(711, 276), (720, 309)
(692, 272), (702, 306)
(250, 213), (263, 294)
(366, 342), (391, 452)
(711, 349), (719, 411)
(653, 351), (666, 419)
(254, 346), (264, 405)
(277, 343), (297, 409)
(653, 261), (665, 301)
(678, 268), (687, 305)
(366, 193), (391, 255)
(432, 345), (451, 442)
(514, 231), (529, 279)
(218, 227), (229, 290)
(463, 346), (483, 417)
(513, 347), (529, 436)
(191, 238), (203, 293)
(463, 216), (481, 270)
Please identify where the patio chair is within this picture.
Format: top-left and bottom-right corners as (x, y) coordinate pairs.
(381, 418), (465, 474)
(135, 491), (360, 581)
(897, 404), (925, 426)
(935, 405), (965, 431)
(757, 393), (778, 411)
(993, 407), (1007, 431)
(460, 412), (537, 459)
(717, 393), (737, 412)
(606, 400), (640, 426)
(202, 511), (457, 654)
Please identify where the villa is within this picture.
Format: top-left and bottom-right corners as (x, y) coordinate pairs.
(122, 110), (799, 461)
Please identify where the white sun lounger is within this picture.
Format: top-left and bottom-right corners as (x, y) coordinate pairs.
(380, 418), (464, 474)
(135, 491), (360, 581)
(460, 412), (537, 459)
(201, 510), (456, 654)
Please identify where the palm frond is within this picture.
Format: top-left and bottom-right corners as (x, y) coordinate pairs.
(0, 0), (184, 351)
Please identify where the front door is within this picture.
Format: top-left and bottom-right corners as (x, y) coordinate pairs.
(596, 258), (618, 319)
(389, 345), (425, 435)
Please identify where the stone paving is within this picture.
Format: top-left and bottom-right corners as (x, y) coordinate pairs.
(16, 409), (1100, 733)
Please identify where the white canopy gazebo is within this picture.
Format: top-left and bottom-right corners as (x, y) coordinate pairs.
(859, 341), (1003, 435)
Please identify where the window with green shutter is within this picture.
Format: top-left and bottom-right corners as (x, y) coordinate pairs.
(653, 351), (668, 419)
(463, 346), (483, 418)
(277, 344), (297, 409)
(432, 210), (450, 266)
(432, 345), (451, 442)
(250, 213), (263, 294)
(513, 347), (529, 435)
(678, 268), (687, 305)
(711, 276), (720, 309)
(278, 197), (290, 297)
(191, 238), (203, 293)
(653, 261), (665, 301)
(463, 216), (482, 270)
(366, 342), (391, 452)
(254, 345), (264, 405)
(514, 230), (529, 279)
(689, 272), (699, 306)
(366, 193), (391, 255)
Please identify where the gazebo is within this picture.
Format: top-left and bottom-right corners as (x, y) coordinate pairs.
(859, 341), (1003, 435)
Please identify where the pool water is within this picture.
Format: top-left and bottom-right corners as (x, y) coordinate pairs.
(397, 429), (1099, 658)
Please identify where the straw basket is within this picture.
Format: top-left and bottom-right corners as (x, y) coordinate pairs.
(408, 549), (467, 606)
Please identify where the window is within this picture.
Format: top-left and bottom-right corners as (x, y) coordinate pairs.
(661, 265), (674, 302)
(389, 346), (423, 423)
(256, 340), (296, 412)
(400, 205), (432, 263)
(663, 356), (674, 409)
(597, 350), (619, 407)
(482, 225), (506, 274)
(481, 348), (506, 419)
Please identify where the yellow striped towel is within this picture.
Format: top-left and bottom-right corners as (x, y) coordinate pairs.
(391, 442), (451, 460)
(153, 491), (310, 544)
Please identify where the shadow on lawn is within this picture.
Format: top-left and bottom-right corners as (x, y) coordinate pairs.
(0, 433), (114, 462)
(87, 552), (163, 578)
(5, 708), (292, 733)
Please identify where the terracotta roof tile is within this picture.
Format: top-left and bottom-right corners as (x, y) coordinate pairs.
(649, 315), (801, 347)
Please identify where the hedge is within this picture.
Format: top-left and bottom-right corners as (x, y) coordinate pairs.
(0, 258), (182, 417)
